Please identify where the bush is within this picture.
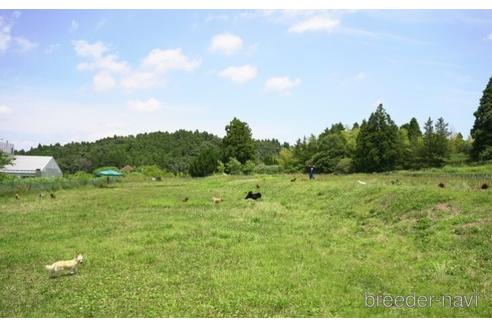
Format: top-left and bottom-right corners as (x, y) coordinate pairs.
(241, 160), (256, 175)
(189, 146), (220, 177)
(254, 164), (282, 174)
(334, 158), (353, 174)
(216, 160), (225, 174)
(137, 165), (166, 177)
(225, 157), (242, 175)
(72, 171), (93, 180)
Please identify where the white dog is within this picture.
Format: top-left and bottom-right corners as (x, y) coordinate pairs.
(45, 254), (84, 276)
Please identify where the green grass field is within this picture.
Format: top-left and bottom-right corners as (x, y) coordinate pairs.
(0, 174), (491, 317)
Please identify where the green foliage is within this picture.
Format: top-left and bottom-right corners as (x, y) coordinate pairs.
(354, 104), (400, 172)
(225, 157), (242, 175)
(189, 145), (220, 177)
(0, 175), (109, 195)
(276, 148), (295, 172)
(471, 76), (492, 161)
(24, 130), (221, 174)
(216, 160), (225, 174)
(221, 118), (257, 164)
(256, 139), (281, 165)
(401, 117), (422, 143)
(241, 160), (256, 175)
(420, 117), (450, 167)
(137, 165), (167, 177)
(334, 157), (353, 174)
(0, 152), (13, 169)
(253, 163), (282, 174)
(72, 171), (93, 179)
(312, 131), (350, 173)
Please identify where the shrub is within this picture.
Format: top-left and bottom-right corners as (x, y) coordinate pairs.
(216, 160), (225, 174)
(189, 146), (221, 177)
(72, 171), (93, 180)
(254, 164), (282, 174)
(137, 165), (166, 177)
(334, 158), (353, 174)
(225, 157), (242, 175)
(241, 160), (256, 175)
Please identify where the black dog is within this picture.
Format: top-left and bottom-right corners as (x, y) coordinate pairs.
(245, 191), (262, 200)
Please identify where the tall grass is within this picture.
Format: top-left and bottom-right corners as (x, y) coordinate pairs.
(0, 174), (117, 196)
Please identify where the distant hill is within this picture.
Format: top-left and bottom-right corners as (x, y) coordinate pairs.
(18, 129), (284, 174)
(18, 130), (222, 174)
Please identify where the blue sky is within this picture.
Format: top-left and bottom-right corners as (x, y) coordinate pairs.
(0, 10), (491, 150)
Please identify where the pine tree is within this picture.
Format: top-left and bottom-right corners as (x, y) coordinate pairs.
(420, 117), (450, 167)
(421, 117), (435, 167)
(221, 118), (257, 164)
(471, 77), (492, 161)
(354, 104), (399, 172)
(406, 117), (422, 142)
(189, 145), (220, 177)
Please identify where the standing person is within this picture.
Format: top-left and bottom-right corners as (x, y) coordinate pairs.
(309, 165), (315, 180)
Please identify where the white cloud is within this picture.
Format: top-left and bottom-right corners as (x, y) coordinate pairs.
(128, 98), (161, 112)
(142, 48), (201, 73)
(93, 71), (116, 92)
(264, 76), (301, 95)
(0, 104), (13, 114)
(288, 16), (340, 33)
(73, 40), (107, 59)
(70, 20), (79, 32)
(73, 41), (199, 92)
(487, 33), (492, 40)
(218, 65), (258, 84)
(14, 37), (37, 53)
(12, 11), (21, 19)
(209, 33), (243, 55)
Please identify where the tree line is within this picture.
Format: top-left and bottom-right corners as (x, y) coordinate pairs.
(11, 76), (492, 176)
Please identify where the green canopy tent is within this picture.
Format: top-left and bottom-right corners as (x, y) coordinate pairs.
(95, 169), (123, 184)
(95, 169), (123, 177)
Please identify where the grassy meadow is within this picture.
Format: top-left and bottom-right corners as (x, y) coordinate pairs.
(0, 173), (491, 317)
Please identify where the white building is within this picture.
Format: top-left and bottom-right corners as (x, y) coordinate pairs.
(0, 155), (63, 178)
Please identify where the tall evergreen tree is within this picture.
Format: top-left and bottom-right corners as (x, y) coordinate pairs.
(221, 117), (257, 164)
(471, 76), (492, 161)
(420, 117), (450, 167)
(421, 117), (436, 167)
(406, 117), (422, 142)
(435, 117), (451, 159)
(354, 104), (400, 172)
(189, 144), (220, 177)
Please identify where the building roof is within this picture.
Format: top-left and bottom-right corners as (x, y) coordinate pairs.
(0, 155), (56, 173)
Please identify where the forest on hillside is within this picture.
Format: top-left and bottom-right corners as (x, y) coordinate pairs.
(12, 76), (492, 177)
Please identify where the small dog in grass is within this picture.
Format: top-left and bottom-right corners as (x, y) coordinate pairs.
(212, 197), (223, 204)
(45, 254), (84, 277)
